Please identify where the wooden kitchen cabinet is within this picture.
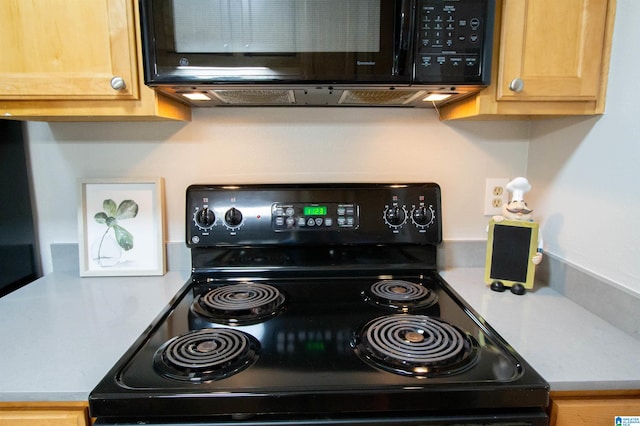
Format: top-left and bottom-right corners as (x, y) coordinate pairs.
(0, 401), (90, 426)
(440, 0), (616, 120)
(0, 0), (190, 121)
(549, 390), (640, 426)
(0, 0), (137, 101)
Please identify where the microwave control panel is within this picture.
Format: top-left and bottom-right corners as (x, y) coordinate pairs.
(414, 0), (493, 83)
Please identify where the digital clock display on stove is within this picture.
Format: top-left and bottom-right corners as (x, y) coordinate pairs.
(303, 206), (327, 216)
(272, 202), (358, 232)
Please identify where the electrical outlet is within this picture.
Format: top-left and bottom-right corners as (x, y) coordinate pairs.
(484, 178), (510, 216)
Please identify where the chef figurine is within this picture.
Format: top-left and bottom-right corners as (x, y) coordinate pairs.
(489, 177), (543, 294)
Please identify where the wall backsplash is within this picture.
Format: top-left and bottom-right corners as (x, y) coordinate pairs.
(26, 108), (529, 274)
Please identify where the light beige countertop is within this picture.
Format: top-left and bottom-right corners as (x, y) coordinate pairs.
(0, 270), (188, 401)
(441, 269), (640, 392)
(0, 267), (638, 402)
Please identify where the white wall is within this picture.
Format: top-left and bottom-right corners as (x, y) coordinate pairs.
(26, 108), (529, 274)
(527, 0), (640, 295)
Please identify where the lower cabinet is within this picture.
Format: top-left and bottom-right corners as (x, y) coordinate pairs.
(0, 402), (89, 426)
(550, 391), (640, 426)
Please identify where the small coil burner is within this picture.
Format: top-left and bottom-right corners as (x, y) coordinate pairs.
(153, 328), (259, 383)
(362, 280), (438, 311)
(353, 314), (478, 378)
(191, 282), (286, 325)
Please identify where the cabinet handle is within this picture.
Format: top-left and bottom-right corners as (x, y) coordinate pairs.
(110, 76), (127, 91)
(509, 78), (524, 93)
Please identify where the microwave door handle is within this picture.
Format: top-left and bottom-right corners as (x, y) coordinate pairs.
(393, 0), (413, 76)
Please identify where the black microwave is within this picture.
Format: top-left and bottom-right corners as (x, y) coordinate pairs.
(139, 0), (495, 107)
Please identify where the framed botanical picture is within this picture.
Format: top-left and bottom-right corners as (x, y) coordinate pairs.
(78, 178), (166, 277)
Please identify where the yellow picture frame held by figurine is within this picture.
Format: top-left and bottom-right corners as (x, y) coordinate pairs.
(484, 177), (543, 295)
(485, 219), (539, 294)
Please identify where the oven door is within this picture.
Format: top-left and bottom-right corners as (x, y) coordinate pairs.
(140, 0), (413, 85)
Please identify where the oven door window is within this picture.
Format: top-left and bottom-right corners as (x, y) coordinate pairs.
(144, 0), (411, 83)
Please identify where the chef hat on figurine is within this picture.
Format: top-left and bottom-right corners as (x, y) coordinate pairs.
(506, 177), (531, 201)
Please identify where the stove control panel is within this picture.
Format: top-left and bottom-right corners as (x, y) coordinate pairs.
(186, 184), (441, 247)
(272, 203), (359, 231)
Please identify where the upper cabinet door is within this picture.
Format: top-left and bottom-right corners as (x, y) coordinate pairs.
(0, 0), (138, 100)
(497, 0), (609, 102)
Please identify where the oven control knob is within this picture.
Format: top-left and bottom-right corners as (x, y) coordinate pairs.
(194, 207), (215, 229)
(224, 207), (243, 227)
(384, 205), (406, 227)
(411, 205), (434, 227)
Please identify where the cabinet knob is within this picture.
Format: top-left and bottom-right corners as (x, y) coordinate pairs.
(110, 76), (126, 91)
(509, 78), (524, 93)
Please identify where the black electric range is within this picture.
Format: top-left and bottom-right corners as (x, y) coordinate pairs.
(89, 183), (549, 425)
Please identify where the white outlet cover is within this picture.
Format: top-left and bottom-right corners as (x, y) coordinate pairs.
(484, 178), (510, 216)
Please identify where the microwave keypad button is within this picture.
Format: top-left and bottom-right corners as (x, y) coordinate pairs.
(415, 0), (486, 81)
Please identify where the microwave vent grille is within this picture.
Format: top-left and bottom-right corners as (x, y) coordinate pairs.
(339, 90), (426, 105)
(212, 90), (296, 105)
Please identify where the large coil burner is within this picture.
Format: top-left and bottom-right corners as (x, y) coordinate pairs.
(153, 328), (260, 383)
(353, 314), (479, 378)
(191, 282), (286, 326)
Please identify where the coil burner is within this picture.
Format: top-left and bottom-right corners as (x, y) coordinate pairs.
(191, 282), (286, 325)
(362, 280), (438, 312)
(153, 328), (259, 383)
(353, 314), (479, 378)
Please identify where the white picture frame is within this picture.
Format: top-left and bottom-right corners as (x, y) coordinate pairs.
(78, 178), (166, 277)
